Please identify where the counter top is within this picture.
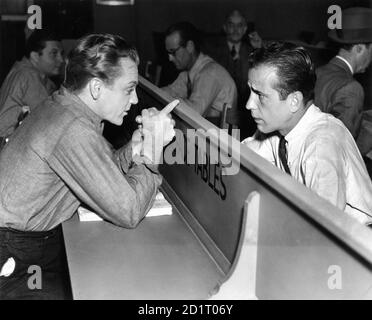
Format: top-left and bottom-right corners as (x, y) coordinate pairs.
(62, 209), (224, 300)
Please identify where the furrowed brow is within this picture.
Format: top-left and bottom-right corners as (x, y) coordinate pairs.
(250, 86), (266, 96)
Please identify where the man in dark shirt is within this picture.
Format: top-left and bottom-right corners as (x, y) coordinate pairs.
(0, 34), (177, 299)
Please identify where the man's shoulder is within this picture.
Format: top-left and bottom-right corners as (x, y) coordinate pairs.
(27, 96), (99, 153)
(316, 67), (362, 94)
(199, 54), (234, 79)
(316, 58), (352, 79)
(302, 110), (352, 147)
(8, 58), (40, 80)
(3, 62), (47, 98)
(35, 95), (95, 133)
(315, 59), (360, 96)
(1, 64), (32, 92)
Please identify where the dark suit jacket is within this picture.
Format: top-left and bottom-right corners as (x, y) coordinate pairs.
(206, 39), (253, 106)
(314, 57), (364, 138)
(204, 38), (256, 137)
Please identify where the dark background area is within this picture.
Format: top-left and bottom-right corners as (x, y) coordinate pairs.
(0, 0), (372, 143)
(1, 0), (372, 88)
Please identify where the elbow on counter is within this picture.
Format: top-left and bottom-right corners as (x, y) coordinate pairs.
(105, 171), (162, 229)
(106, 197), (147, 229)
(118, 213), (143, 229)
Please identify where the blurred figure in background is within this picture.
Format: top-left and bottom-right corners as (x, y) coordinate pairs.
(205, 10), (263, 138)
(315, 7), (372, 141)
(0, 29), (63, 141)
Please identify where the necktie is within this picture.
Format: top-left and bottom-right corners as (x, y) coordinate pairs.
(186, 73), (192, 98)
(278, 135), (291, 175)
(230, 45), (237, 59)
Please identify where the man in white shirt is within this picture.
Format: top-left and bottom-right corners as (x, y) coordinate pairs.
(161, 22), (237, 125)
(243, 42), (372, 225)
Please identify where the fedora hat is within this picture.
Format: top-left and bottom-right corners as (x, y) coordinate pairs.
(328, 7), (372, 44)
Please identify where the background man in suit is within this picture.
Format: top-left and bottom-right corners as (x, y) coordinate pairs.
(314, 7), (372, 140)
(206, 10), (263, 138)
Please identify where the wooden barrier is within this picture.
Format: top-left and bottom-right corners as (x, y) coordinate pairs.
(63, 76), (372, 299)
(138, 76), (372, 299)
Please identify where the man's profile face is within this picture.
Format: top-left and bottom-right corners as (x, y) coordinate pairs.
(224, 13), (247, 44)
(165, 32), (191, 71)
(98, 58), (139, 126)
(246, 64), (293, 135)
(35, 41), (63, 76)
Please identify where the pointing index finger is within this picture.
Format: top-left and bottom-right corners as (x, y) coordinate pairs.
(160, 99), (179, 116)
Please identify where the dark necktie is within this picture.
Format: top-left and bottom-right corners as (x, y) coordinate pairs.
(230, 45), (237, 59)
(278, 135), (291, 175)
(186, 73), (192, 98)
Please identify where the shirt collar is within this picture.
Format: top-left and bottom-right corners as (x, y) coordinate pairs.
(227, 41), (241, 53)
(335, 55), (354, 74)
(54, 87), (104, 132)
(285, 104), (319, 144)
(188, 52), (213, 80)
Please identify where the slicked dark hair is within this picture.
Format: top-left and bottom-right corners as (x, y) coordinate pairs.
(25, 29), (60, 58)
(249, 42), (316, 105)
(64, 33), (139, 92)
(165, 22), (202, 53)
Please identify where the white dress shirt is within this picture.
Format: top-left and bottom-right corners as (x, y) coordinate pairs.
(242, 104), (372, 224)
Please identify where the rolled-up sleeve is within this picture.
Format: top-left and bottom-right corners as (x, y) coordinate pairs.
(47, 119), (162, 228)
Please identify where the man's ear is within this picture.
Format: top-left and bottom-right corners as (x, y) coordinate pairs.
(89, 78), (103, 101)
(288, 91), (303, 112)
(186, 40), (195, 53)
(354, 43), (365, 54)
(29, 51), (40, 64)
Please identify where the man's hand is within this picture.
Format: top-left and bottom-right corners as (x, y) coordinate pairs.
(132, 99), (179, 164)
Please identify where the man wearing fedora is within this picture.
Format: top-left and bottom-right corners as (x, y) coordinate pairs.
(314, 7), (372, 140)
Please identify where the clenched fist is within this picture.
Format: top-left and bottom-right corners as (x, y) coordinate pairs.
(132, 99), (179, 164)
